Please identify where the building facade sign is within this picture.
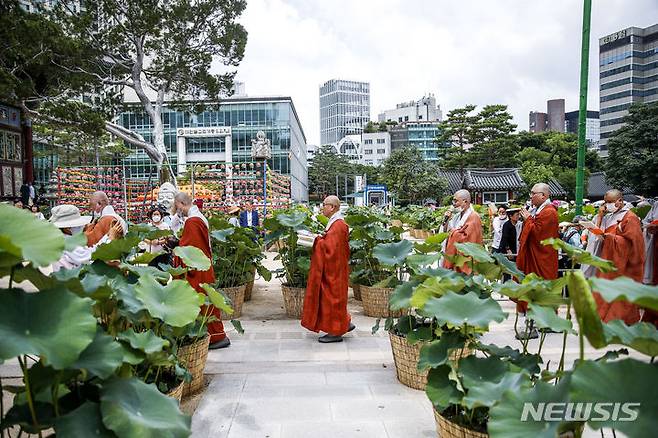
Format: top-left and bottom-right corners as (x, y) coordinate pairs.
(602, 29), (627, 44)
(176, 126), (231, 137)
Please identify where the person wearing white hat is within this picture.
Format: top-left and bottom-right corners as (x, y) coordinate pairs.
(49, 205), (123, 272)
(227, 205), (241, 227)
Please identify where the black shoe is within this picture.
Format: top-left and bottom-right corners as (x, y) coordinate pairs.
(515, 328), (539, 340)
(348, 323), (356, 332)
(209, 338), (231, 349)
(318, 334), (343, 343)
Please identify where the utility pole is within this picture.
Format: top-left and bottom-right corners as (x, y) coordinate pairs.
(575, 0), (592, 215)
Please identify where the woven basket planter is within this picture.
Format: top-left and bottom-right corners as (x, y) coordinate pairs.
(391, 219), (403, 227)
(419, 230), (432, 239)
(352, 283), (362, 301)
(390, 333), (473, 390)
(411, 229), (420, 238)
(178, 335), (210, 397)
(166, 379), (184, 402)
(220, 285), (246, 319)
(361, 285), (405, 318)
(281, 284), (306, 319)
(434, 410), (488, 438)
(244, 279), (255, 302)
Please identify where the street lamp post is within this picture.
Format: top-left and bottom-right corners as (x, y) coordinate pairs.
(575, 0), (592, 215)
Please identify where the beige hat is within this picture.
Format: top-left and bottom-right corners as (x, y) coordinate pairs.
(228, 206), (241, 214)
(49, 205), (92, 228)
(559, 221), (573, 228)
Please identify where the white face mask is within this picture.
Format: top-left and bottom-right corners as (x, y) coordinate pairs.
(70, 225), (84, 234)
(605, 202), (618, 213)
(152, 214), (162, 223)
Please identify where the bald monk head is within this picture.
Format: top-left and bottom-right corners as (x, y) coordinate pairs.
(530, 183), (551, 207)
(452, 189), (471, 212)
(321, 195), (341, 219)
(603, 189), (624, 214)
(173, 191), (193, 216)
(89, 191), (109, 214)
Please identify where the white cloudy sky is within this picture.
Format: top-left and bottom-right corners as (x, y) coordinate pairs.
(230, 0), (658, 145)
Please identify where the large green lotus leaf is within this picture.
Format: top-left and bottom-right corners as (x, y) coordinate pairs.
(64, 232), (88, 252)
(0, 288), (96, 369)
(488, 376), (575, 438)
(542, 238), (616, 272)
(425, 232), (449, 246)
(374, 229), (395, 241)
(454, 242), (494, 263)
(118, 330), (169, 355)
(12, 265), (58, 291)
(527, 304), (575, 334)
(92, 235), (141, 261)
(491, 253), (525, 279)
(130, 252), (163, 265)
(56, 401), (116, 438)
(459, 355), (509, 389)
(256, 264), (272, 282)
(425, 365), (464, 410)
(120, 263), (171, 283)
(210, 228), (235, 242)
(389, 280), (419, 311)
(344, 214), (370, 226)
(201, 284), (234, 314)
(72, 328), (124, 379)
(135, 276), (203, 327)
(463, 371), (530, 409)
(172, 246), (211, 271)
(112, 277), (147, 317)
(80, 273), (115, 301)
(158, 263), (189, 277)
(100, 377), (191, 438)
(473, 261), (502, 281)
(0, 204), (64, 267)
(570, 359), (658, 436)
(602, 320), (658, 357)
(373, 240), (413, 266)
(417, 331), (465, 370)
(405, 253), (441, 271)
(423, 291), (507, 330)
(411, 276), (465, 309)
(120, 344), (145, 366)
(590, 277), (658, 312)
(494, 275), (567, 308)
(566, 271), (606, 348)
(349, 239), (367, 250)
(276, 211), (307, 229)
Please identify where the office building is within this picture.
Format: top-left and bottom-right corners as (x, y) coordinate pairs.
(388, 121), (443, 161)
(528, 99), (566, 132)
(378, 94), (442, 123)
(319, 79), (370, 145)
(119, 95), (309, 202)
(361, 132), (390, 166)
(306, 144), (317, 165)
(599, 24), (658, 153)
(335, 135), (362, 163)
(564, 110), (600, 148)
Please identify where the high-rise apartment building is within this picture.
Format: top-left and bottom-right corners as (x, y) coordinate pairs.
(599, 24), (658, 153)
(377, 94), (442, 123)
(564, 110), (600, 148)
(529, 111), (548, 133)
(319, 79), (370, 145)
(529, 99), (565, 132)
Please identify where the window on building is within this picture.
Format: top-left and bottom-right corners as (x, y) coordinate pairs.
(419, 115), (423, 120)
(364, 149), (373, 155)
(364, 139), (373, 144)
(404, 116), (409, 122)
(482, 192), (508, 204)
(398, 117), (403, 122)
(377, 149), (386, 154)
(376, 138), (385, 144)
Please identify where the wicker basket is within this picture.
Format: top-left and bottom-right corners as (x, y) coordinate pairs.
(434, 410), (488, 438)
(281, 284), (306, 318)
(178, 335), (210, 397)
(244, 279), (255, 302)
(220, 285), (246, 319)
(166, 379), (184, 402)
(389, 331), (427, 390)
(352, 283), (362, 301)
(391, 219), (403, 227)
(360, 285), (405, 318)
(411, 229), (420, 238)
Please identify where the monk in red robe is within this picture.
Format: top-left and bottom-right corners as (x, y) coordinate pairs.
(84, 191), (127, 245)
(516, 183), (559, 315)
(442, 189), (483, 274)
(172, 192), (229, 349)
(587, 190), (645, 324)
(642, 202), (658, 326)
(301, 195), (354, 343)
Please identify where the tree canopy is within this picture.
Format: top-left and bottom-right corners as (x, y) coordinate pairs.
(605, 102), (658, 196)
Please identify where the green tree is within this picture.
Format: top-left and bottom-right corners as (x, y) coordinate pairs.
(436, 104), (479, 150)
(364, 121), (377, 133)
(605, 102), (658, 196)
(308, 145), (353, 200)
(380, 146), (447, 204)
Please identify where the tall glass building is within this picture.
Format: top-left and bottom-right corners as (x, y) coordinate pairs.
(390, 121), (445, 161)
(118, 96), (308, 201)
(319, 79), (370, 145)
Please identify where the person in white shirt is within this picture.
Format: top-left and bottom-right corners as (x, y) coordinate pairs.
(491, 205), (508, 253)
(228, 206), (241, 227)
(30, 204), (45, 220)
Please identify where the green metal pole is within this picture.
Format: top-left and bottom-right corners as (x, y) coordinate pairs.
(575, 0), (592, 215)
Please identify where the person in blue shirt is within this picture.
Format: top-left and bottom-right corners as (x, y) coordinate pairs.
(239, 200), (260, 231)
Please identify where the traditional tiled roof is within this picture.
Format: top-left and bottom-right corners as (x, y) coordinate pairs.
(439, 168), (567, 197)
(587, 172), (634, 200)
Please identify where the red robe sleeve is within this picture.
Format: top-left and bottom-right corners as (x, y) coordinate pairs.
(517, 205), (559, 280)
(444, 212), (483, 274)
(85, 216), (115, 246)
(175, 217), (215, 291)
(301, 220), (351, 336)
(594, 211), (644, 324)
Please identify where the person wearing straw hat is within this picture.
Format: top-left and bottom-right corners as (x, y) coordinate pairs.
(227, 205), (241, 227)
(301, 195), (355, 343)
(50, 204), (123, 272)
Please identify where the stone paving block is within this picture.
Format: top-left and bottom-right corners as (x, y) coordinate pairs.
(191, 400), (240, 438)
(383, 419), (437, 438)
(226, 422), (282, 438)
(235, 399), (332, 422)
(245, 371), (327, 386)
(281, 421), (387, 438)
(368, 383), (425, 399)
(283, 384), (373, 400)
(326, 370), (398, 385)
(331, 399), (432, 421)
